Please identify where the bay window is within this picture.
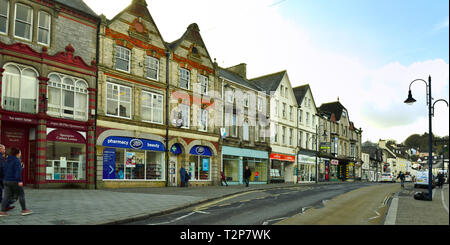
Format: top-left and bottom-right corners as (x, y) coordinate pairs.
(47, 73), (88, 121)
(1, 63), (38, 113)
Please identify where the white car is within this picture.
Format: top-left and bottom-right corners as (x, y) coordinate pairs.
(414, 171), (436, 189)
(405, 175), (412, 182)
(380, 173), (395, 183)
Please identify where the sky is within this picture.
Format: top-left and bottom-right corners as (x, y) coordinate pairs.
(84, 0), (449, 144)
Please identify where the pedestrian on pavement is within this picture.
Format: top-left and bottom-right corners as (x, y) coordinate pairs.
(180, 165), (187, 187)
(221, 171), (228, 186)
(397, 171), (405, 188)
(0, 147), (32, 217)
(0, 144), (14, 212)
(244, 166), (251, 187)
(185, 169), (190, 187)
(437, 172), (444, 188)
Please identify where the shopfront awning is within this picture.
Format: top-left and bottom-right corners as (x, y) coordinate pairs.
(102, 136), (165, 152)
(190, 145), (213, 156)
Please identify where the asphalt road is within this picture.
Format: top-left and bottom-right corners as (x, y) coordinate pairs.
(125, 182), (384, 225)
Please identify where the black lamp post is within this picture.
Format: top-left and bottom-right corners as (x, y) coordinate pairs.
(307, 125), (327, 184)
(404, 76), (449, 201)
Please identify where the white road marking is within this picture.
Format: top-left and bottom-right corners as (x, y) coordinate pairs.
(146, 211), (209, 225)
(262, 217), (288, 225)
(384, 193), (398, 225)
(441, 185), (449, 214)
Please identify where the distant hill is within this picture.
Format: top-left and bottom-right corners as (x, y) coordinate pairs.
(403, 133), (449, 156)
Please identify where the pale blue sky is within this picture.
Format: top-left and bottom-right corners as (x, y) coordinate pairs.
(277, 0), (449, 68)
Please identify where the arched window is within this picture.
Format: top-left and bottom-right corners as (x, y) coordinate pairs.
(47, 73), (88, 121)
(1, 63), (38, 113)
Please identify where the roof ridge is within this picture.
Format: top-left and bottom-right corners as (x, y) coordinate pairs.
(249, 70), (286, 81)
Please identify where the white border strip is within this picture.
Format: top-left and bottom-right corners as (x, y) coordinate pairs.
(384, 193), (398, 225)
(442, 185), (449, 214)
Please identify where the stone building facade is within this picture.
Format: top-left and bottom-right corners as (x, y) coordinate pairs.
(0, 0), (99, 188)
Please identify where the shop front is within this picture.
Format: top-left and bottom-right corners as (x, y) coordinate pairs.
(297, 151), (316, 183)
(329, 159), (339, 181)
(270, 153), (296, 183)
(97, 129), (166, 188)
(222, 146), (269, 185)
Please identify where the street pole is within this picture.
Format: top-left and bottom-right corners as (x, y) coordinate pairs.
(315, 124), (318, 184)
(427, 76), (433, 200)
(165, 51), (170, 187)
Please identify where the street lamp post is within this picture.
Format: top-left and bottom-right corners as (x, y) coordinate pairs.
(404, 75), (449, 201)
(309, 125), (327, 184)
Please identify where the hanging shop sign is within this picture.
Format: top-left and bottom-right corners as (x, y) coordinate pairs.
(102, 136), (165, 152)
(170, 144), (183, 155)
(331, 159), (339, 165)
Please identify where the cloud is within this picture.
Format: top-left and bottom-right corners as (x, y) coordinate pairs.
(84, 0), (449, 143)
(433, 16), (449, 32)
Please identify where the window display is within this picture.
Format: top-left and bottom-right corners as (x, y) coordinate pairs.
(46, 141), (86, 180)
(244, 157), (267, 182)
(189, 155), (210, 181)
(223, 155), (239, 182)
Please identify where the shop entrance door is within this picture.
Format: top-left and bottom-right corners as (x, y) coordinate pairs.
(169, 156), (177, 187)
(1, 123), (30, 185)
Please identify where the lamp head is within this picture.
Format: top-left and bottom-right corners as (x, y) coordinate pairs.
(404, 90), (416, 105)
(322, 130), (328, 137)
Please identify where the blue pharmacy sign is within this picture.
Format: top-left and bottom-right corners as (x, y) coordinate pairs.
(103, 148), (116, 179)
(102, 136), (165, 152)
(189, 145), (212, 156)
(170, 143), (183, 155)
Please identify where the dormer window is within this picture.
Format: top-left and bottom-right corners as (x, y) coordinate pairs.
(192, 47), (198, 55)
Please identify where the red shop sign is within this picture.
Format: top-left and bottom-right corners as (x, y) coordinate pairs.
(47, 121), (87, 131)
(2, 115), (38, 124)
(270, 153), (296, 162)
(47, 129), (86, 144)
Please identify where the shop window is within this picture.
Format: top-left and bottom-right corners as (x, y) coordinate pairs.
(271, 160), (284, 179)
(0, 0), (8, 34)
(47, 73), (88, 121)
(188, 155), (210, 181)
(106, 82), (131, 119)
(223, 155), (239, 182)
(180, 68), (190, 90)
(37, 11), (50, 46)
(115, 46), (130, 73)
(244, 157), (268, 182)
(199, 75), (208, 95)
(14, 3), (32, 41)
(141, 91), (163, 124)
(46, 141), (86, 181)
(1, 63), (38, 113)
(145, 56), (159, 81)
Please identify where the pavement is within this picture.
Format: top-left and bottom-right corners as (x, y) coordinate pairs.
(0, 182), (448, 225)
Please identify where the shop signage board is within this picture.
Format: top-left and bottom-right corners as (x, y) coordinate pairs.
(47, 129), (86, 144)
(102, 136), (165, 152)
(331, 159), (339, 165)
(190, 145), (212, 156)
(270, 153), (295, 162)
(320, 142), (331, 150)
(47, 121), (87, 131)
(103, 148), (116, 179)
(2, 115), (38, 124)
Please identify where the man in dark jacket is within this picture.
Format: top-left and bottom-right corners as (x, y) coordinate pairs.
(0, 147), (32, 217)
(0, 144), (14, 211)
(244, 166), (251, 187)
(397, 171), (405, 188)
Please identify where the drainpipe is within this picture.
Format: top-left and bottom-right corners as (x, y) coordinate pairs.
(165, 51), (170, 187)
(94, 17), (101, 189)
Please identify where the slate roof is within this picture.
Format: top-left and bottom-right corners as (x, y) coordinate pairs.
(318, 101), (347, 121)
(55, 0), (98, 17)
(249, 70), (286, 95)
(219, 68), (263, 92)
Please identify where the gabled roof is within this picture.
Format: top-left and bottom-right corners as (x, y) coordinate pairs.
(319, 101), (347, 121)
(292, 84), (308, 105)
(218, 68), (263, 92)
(249, 70), (286, 95)
(167, 23), (214, 66)
(55, 0), (98, 18)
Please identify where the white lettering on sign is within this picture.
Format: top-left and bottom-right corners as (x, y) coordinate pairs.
(107, 139), (129, 146)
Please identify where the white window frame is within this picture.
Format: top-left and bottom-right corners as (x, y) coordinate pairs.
(227, 88), (234, 103)
(232, 113), (237, 137)
(299, 109), (303, 124)
(273, 123), (278, 143)
(257, 97), (263, 112)
(243, 92), (249, 107)
(141, 90), (163, 124)
(282, 126), (286, 145)
(198, 108), (208, 132)
(179, 103), (190, 129)
(180, 68), (190, 90)
(115, 46), (131, 73)
(145, 56), (159, 81)
(0, 0), (9, 35)
(274, 100), (278, 116)
(282, 103), (286, 119)
(255, 123), (259, 142)
(106, 82), (132, 119)
(199, 74), (208, 95)
(289, 128), (293, 146)
(47, 73), (89, 121)
(37, 11), (51, 46)
(1, 63), (39, 114)
(289, 106), (293, 121)
(243, 121), (249, 141)
(14, 3), (33, 41)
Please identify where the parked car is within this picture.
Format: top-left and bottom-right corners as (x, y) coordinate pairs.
(380, 173), (395, 183)
(414, 171), (436, 189)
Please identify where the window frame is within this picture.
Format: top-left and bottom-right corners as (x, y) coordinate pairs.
(198, 107), (208, 132)
(257, 97), (263, 112)
(243, 92), (249, 107)
(0, 0), (9, 35)
(115, 46), (131, 73)
(141, 90), (163, 125)
(106, 82), (132, 119)
(199, 74), (208, 95)
(37, 10), (51, 46)
(14, 3), (33, 41)
(243, 120), (249, 141)
(179, 103), (190, 129)
(145, 56), (159, 81)
(180, 68), (190, 90)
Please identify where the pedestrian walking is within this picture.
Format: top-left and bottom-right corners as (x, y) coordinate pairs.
(244, 166), (251, 187)
(221, 171), (228, 186)
(397, 171), (405, 188)
(0, 147), (32, 217)
(437, 172), (445, 188)
(0, 144), (14, 212)
(180, 165), (187, 187)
